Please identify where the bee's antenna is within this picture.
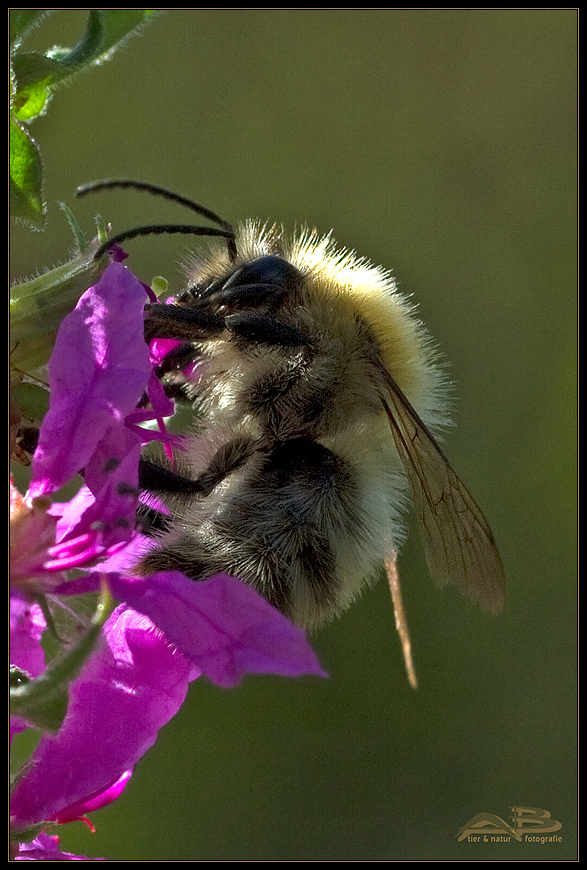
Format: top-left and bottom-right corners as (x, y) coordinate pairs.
(76, 179), (237, 262)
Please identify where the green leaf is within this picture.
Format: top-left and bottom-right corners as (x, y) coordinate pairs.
(11, 10), (104, 121)
(10, 9), (163, 222)
(94, 9), (164, 61)
(9, 117), (44, 227)
(10, 382), (50, 429)
(11, 58), (55, 122)
(11, 10), (163, 118)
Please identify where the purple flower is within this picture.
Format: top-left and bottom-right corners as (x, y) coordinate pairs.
(11, 579), (325, 834)
(29, 262), (154, 499)
(10, 483), (65, 593)
(9, 477), (135, 595)
(10, 606), (193, 831)
(10, 259), (326, 859)
(10, 263), (174, 595)
(12, 831), (104, 861)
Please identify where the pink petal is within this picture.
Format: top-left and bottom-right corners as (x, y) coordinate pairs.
(109, 572), (328, 687)
(30, 263), (151, 496)
(10, 607), (193, 828)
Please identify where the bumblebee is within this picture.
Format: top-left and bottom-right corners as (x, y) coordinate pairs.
(78, 180), (505, 682)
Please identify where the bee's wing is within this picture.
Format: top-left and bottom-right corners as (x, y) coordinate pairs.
(378, 365), (505, 615)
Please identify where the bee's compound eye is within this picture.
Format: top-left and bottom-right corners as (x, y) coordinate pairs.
(200, 256), (303, 309)
(225, 256), (303, 292)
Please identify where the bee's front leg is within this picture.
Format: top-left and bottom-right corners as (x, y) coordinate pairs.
(144, 301), (225, 344)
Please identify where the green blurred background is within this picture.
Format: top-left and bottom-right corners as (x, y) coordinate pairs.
(10, 9), (577, 861)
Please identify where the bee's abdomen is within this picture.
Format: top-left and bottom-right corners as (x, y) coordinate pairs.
(139, 437), (367, 629)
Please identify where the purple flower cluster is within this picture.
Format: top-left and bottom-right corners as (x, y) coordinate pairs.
(10, 262), (326, 860)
